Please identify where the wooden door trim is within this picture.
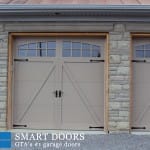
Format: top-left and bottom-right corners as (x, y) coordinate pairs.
(130, 33), (150, 131)
(7, 32), (109, 132)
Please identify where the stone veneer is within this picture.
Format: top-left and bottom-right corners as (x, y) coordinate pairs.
(109, 24), (130, 131)
(0, 31), (8, 129)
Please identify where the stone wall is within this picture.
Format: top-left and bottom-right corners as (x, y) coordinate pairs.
(0, 30), (8, 129)
(109, 24), (130, 131)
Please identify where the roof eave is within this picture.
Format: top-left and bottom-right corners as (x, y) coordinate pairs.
(0, 4), (150, 12)
(0, 5), (150, 22)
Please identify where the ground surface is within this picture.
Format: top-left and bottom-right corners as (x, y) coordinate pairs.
(9, 133), (150, 150)
(81, 134), (150, 150)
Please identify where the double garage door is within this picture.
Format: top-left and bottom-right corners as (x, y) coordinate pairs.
(13, 37), (105, 130)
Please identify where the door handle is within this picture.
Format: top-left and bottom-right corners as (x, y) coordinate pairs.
(58, 90), (63, 98)
(54, 90), (58, 98)
(54, 90), (63, 98)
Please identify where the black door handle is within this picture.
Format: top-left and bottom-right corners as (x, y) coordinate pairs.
(54, 90), (58, 98)
(54, 90), (63, 98)
(59, 90), (63, 98)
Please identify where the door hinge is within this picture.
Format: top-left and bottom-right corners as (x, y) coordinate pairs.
(131, 126), (146, 129)
(90, 60), (104, 62)
(14, 58), (29, 62)
(89, 126), (104, 129)
(13, 124), (27, 128)
(132, 60), (146, 63)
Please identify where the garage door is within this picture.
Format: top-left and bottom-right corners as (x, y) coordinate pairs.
(132, 38), (150, 131)
(13, 37), (105, 130)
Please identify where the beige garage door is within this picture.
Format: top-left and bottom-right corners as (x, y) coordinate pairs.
(13, 37), (105, 130)
(132, 38), (150, 131)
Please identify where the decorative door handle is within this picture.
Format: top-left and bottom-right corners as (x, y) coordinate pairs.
(54, 90), (58, 98)
(59, 90), (63, 98)
(54, 90), (63, 98)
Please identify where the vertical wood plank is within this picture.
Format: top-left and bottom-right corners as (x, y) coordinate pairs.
(7, 33), (13, 129)
(129, 34), (133, 133)
(104, 33), (109, 133)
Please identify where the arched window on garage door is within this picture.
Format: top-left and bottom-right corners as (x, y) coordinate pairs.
(62, 41), (101, 57)
(17, 41), (56, 57)
(17, 40), (102, 58)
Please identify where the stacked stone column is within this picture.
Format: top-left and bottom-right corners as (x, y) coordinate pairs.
(0, 31), (8, 129)
(109, 24), (130, 131)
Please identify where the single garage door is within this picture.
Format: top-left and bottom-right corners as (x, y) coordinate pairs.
(13, 37), (105, 130)
(132, 38), (150, 131)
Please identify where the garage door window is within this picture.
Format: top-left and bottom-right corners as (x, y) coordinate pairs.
(135, 44), (150, 58)
(63, 41), (101, 57)
(18, 41), (56, 57)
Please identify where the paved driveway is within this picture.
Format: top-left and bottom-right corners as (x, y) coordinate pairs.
(81, 134), (150, 150)
(11, 132), (150, 150)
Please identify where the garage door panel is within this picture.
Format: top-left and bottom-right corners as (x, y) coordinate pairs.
(61, 61), (104, 130)
(133, 76), (150, 128)
(79, 83), (104, 103)
(13, 60), (56, 128)
(14, 84), (56, 128)
(133, 63), (150, 84)
(63, 62), (104, 82)
(14, 62), (55, 81)
(20, 103), (54, 121)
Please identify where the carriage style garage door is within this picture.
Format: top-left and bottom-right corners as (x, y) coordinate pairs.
(132, 38), (150, 131)
(13, 36), (105, 130)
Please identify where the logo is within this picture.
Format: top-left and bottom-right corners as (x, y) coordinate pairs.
(0, 132), (11, 148)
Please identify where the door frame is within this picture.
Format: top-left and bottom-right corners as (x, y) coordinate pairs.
(7, 32), (109, 132)
(130, 33), (150, 132)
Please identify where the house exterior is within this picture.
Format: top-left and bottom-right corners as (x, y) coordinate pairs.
(0, 0), (150, 133)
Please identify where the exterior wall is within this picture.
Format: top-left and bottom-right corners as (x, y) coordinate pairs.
(109, 24), (130, 131)
(0, 29), (8, 129)
(0, 22), (136, 131)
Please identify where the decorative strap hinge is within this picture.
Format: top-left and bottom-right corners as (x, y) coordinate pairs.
(14, 58), (28, 62)
(90, 60), (104, 62)
(132, 60), (146, 63)
(131, 126), (146, 129)
(89, 126), (104, 129)
(13, 124), (27, 128)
